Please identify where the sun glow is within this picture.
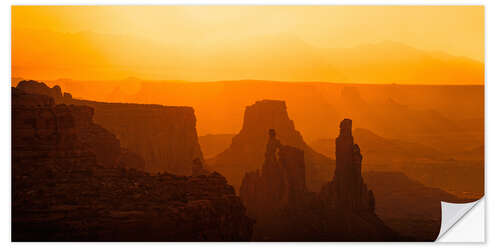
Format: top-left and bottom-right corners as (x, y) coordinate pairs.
(12, 5), (484, 84)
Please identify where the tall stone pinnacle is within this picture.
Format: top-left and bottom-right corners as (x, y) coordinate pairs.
(321, 119), (375, 212)
(335, 119), (360, 181)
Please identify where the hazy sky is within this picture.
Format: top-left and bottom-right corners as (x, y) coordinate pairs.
(12, 6), (484, 83)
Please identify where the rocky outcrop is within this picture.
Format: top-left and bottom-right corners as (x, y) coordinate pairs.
(67, 105), (123, 168)
(240, 129), (308, 218)
(209, 100), (334, 191)
(16, 80), (63, 102)
(310, 128), (441, 166)
(238, 126), (399, 241)
(68, 99), (203, 175)
(14, 80), (203, 176)
(12, 85), (144, 171)
(192, 158), (211, 177)
(12, 89), (253, 241)
(320, 119), (375, 212)
(12, 88), (96, 170)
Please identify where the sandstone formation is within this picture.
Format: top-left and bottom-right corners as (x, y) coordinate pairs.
(12, 88), (96, 171)
(208, 100), (334, 191)
(239, 126), (399, 241)
(17, 80), (63, 102)
(12, 85), (144, 171)
(67, 99), (203, 175)
(14, 80), (203, 176)
(310, 127), (483, 199)
(310, 128), (441, 166)
(240, 129), (309, 219)
(12, 89), (253, 241)
(320, 119), (375, 212)
(192, 158), (211, 177)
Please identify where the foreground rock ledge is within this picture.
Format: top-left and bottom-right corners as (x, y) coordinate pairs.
(12, 88), (253, 241)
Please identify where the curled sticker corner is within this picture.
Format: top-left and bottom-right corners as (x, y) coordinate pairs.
(436, 199), (482, 241)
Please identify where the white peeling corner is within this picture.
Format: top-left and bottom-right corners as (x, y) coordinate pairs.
(436, 198), (484, 242)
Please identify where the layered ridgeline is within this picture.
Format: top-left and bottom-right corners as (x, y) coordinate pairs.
(16, 80), (203, 175)
(310, 125), (484, 199)
(12, 86), (253, 241)
(207, 100), (334, 191)
(239, 121), (399, 241)
(363, 171), (464, 241)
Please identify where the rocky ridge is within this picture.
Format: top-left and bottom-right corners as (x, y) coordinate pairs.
(238, 123), (399, 241)
(14, 80), (203, 175)
(12, 87), (253, 241)
(240, 129), (309, 219)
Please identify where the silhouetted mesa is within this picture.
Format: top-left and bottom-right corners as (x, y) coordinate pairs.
(12, 87), (143, 171)
(14, 80), (203, 176)
(320, 119), (375, 212)
(17, 80), (64, 102)
(12, 88), (253, 241)
(208, 100), (334, 191)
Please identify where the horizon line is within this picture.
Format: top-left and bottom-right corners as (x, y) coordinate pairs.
(11, 76), (485, 87)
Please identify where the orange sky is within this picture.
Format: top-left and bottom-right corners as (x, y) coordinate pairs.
(12, 6), (484, 84)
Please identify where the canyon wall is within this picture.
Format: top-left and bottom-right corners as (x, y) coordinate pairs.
(208, 100), (334, 191)
(16, 80), (64, 102)
(12, 87), (96, 170)
(12, 87), (143, 171)
(68, 99), (203, 175)
(15, 80), (203, 175)
(12, 88), (253, 241)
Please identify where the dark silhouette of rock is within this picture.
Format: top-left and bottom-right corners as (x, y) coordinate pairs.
(12, 87), (95, 170)
(13, 86), (143, 171)
(239, 127), (400, 241)
(63, 92), (72, 101)
(14, 80), (203, 176)
(240, 129), (308, 218)
(209, 100), (334, 191)
(310, 128), (441, 165)
(12, 89), (253, 241)
(17, 80), (63, 102)
(192, 158), (210, 176)
(320, 119), (375, 212)
(69, 99), (204, 175)
(310, 127), (483, 199)
(116, 148), (146, 171)
(67, 105), (123, 168)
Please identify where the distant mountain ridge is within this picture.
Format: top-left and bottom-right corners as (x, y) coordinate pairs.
(13, 29), (483, 84)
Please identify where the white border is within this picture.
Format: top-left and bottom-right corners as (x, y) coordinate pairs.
(2, 0), (496, 249)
